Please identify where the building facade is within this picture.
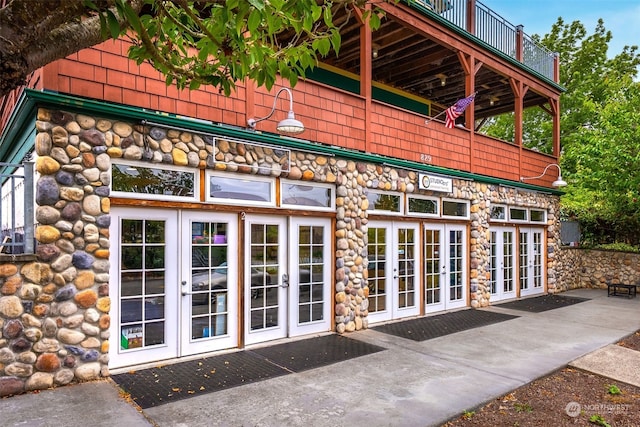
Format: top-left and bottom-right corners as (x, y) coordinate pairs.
(0, 0), (564, 394)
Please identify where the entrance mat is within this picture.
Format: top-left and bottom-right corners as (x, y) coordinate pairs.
(111, 351), (289, 409)
(373, 309), (519, 342)
(111, 335), (386, 409)
(496, 294), (590, 313)
(249, 334), (386, 372)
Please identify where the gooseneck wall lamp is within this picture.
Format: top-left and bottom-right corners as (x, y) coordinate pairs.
(520, 163), (567, 188)
(247, 87), (305, 135)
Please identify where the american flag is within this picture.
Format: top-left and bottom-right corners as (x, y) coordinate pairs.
(444, 93), (476, 128)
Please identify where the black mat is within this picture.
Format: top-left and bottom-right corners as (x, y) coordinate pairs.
(496, 294), (590, 313)
(111, 335), (386, 409)
(111, 351), (288, 409)
(250, 334), (386, 372)
(372, 309), (519, 342)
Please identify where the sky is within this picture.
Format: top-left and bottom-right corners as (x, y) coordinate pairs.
(486, 0), (640, 58)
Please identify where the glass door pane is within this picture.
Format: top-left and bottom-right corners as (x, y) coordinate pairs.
(367, 226), (388, 315)
(189, 222), (230, 340)
(424, 227), (442, 308)
(181, 212), (238, 356)
(290, 217), (332, 336)
(397, 228), (415, 309)
(520, 228), (545, 297)
(245, 215), (286, 345)
(110, 208), (178, 370)
(448, 229), (464, 303)
(519, 231), (530, 292)
(120, 219), (167, 351)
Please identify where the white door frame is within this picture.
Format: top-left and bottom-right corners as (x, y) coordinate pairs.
(289, 217), (332, 336)
(424, 223), (468, 312)
(489, 227), (516, 302)
(519, 227), (545, 297)
(109, 208), (179, 369)
(180, 211), (238, 355)
(367, 221), (420, 324)
(244, 215), (288, 345)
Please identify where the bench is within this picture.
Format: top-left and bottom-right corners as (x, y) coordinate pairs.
(607, 282), (637, 299)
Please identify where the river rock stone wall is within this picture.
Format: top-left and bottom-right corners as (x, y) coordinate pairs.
(556, 248), (640, 290)
(0, 107), (561, 395)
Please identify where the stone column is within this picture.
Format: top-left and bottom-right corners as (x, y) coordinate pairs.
(334, 160), (368, 333)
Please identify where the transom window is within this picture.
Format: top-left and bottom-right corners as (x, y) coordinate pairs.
(280, 180), (335, 211)
(491, 205), (547, 224)
(407, 196), (439, 217)
(509, 208), (528, 222)
(490, 205), (507, 221)
(441, 199), (469, 219)
(367, 191), (403, 215)
(530, 209), (546, 223)
(111, 161), (197, 201)
(206, 173), (275, 207)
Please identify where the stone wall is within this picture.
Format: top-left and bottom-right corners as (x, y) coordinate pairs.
(556, 248), (640, 290)
(0, 109), (113, 397)
(0, 107), (562, 395)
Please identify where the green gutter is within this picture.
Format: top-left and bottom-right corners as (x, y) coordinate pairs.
(12, 89), (562, 195)
(404, 1), (566, 93)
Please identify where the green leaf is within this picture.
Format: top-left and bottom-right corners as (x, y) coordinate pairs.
(106, 9), (122, 38)
(247, 0), (265, 10)
(247, 9), (262, 33)
(312, 38), (331, 57)
(97, 12), (108, 39)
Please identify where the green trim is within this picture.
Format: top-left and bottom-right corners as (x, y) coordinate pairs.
(0, 92), (37, 164)
(404, 1), (565, 93)
(6, 89), (562, 195)
(306, 67), (430, 115)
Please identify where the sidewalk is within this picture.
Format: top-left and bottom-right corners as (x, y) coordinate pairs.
(1, 288), (638, 427)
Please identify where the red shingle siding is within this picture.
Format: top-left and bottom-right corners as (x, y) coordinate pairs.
(25, 38), (558, 185)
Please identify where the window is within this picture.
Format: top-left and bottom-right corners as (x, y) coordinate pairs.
(207, 173), (274, 206)
(509, 208), (528, 222)
(281, 180), (335, 211)
(530, 209), (546, 223)
(367, 191), (403, 214)
(489, 205), (507, 222)
(442, 199), (469, 219)
(407, 196), (439, 217)
(112, 161), (197, 201)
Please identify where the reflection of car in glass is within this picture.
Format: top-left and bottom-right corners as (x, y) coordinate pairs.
(366, 255), (415, 293)
(191, 262), (271, 305)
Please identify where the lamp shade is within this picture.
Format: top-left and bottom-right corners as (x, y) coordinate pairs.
(552, 177), (567, 188)
(276, 111), (305, 134)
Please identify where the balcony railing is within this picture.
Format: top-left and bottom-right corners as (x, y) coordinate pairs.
(418, 0), (556, 80)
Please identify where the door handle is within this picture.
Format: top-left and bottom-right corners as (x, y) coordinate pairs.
(280, 273), (289, 288)
(181, 280), (193, 296)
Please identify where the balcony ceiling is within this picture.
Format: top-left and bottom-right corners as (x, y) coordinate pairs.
(302, 6), (551, 120)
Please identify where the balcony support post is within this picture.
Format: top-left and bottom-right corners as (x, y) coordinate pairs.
(550, 98), (561, 157)
(458, 52), (482, 171)
(516, 25), (524, 62)
(466, 0), (476, 35)
(355, 3), (373, 152)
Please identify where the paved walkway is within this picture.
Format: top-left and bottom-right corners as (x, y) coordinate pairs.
(1, 288), (639, 427)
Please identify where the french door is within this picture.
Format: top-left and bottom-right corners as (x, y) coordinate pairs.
(367, 221), (420, 324)
(519, 228), (545, 297)
(424, 224), (467, 312)
(489, 227), (516, 301)
(110, 209), (332, 369)
(110, 208), (180, 369)
(181, 212), (238, 355)
(244, 215), (332, 345)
